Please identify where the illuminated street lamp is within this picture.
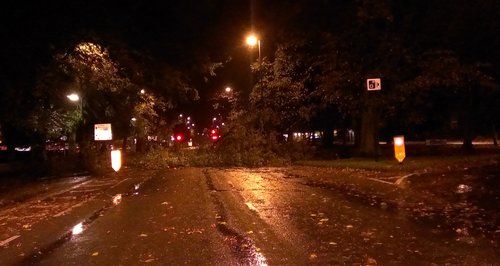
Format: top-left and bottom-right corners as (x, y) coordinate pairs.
(67, 93), (80, 102)
(225, 87), (232, 93)
(66, 93), (83, 153)
(67, 93), (83, 117)
(246, 34), (261, 63)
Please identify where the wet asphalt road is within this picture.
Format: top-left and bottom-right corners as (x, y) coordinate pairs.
(0, 168), (499, 265)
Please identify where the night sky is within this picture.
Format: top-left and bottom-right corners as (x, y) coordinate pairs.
(2, 1), (500, 80)
(0, 1), (261, 125)
(1, 1), (499, 127)
(1, 1), (256, 72)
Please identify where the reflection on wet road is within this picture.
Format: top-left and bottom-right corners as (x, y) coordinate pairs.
(205, 168), (500, 265)
(0, 167), (498, 265)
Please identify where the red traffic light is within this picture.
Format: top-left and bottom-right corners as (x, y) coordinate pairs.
(210, 129), (219, 141)
(175, 134), (183, 142)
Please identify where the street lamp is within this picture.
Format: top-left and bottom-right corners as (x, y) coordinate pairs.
(67, 93), (83, 119)
(225, 87), (232, 93)
(67, 93), (79, 102)
(66, 93), (83, 153)
(246, 34), (261, 63)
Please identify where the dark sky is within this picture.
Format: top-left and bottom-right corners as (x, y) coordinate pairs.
(2, 1), (499, 127)
(0, 1), (258, 69)
(0, 0), (266, 126)
(2, 1), (500, 80)
(0, 0), (369, 91)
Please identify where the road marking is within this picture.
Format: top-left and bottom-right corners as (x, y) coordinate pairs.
(0, 235), (20, 247)
(111, 178), (130, 188)
(70, 188), (102, 193)
(0, 180), (94, 216)
(45, 180), (94, 198)
(245, 202), (257, 211)
(367, 178), (395, 185)
(53, 201), (87, 217)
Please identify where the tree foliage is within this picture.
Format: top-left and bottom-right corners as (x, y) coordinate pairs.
(243, 0), (499, 155)
(33, 42), (137, 143)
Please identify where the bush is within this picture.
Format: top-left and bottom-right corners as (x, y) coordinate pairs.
(128, 131), (296, 168)
(128, 112), (318, 168)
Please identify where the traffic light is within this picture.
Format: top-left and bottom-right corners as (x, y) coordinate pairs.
(210, 129), (219, 141)
(175, 134), (184, 142)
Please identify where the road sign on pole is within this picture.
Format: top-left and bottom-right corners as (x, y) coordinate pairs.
(94, 123), (113, 141)
(367, 78), (382, 91)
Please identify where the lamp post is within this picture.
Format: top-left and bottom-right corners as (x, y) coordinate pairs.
(246, 34), (261, 63)
(66, 93), (83, 118)
(246, 33), (265, 132)
(66, 93), (83, 153)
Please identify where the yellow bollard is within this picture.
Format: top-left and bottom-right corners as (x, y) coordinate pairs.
(393, 136), (406, 163)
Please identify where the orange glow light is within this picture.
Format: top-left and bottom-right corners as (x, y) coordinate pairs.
(393, 136), (406, 163)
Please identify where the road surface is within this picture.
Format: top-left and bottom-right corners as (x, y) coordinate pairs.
(0, 167), (498, 265)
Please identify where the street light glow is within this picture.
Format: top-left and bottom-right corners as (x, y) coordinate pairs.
(225, 87), (232, 93)
(67, 93), (80, 102)
(245, 33), (261, 63)
(246, 35), (258, 46)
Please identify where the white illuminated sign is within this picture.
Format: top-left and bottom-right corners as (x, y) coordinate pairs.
(111, 150), (122, 172)
(94, 123), (113, 141)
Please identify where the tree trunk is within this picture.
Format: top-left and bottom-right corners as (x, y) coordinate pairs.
(68, 130), (77, 154)
(322, 123), (334, 148)
(122, 137), (128, 151)
(136, 137), (146, 153)
(359, 104), (379, 157)
(460, 112), (474, 152)
(493, 124), (498, 147)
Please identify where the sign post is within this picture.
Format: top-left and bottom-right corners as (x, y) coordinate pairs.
(94, 123), (120, 171)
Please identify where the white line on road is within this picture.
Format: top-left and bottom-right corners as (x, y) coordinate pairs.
(367, 178), (395, 185)
(0, 235), (20, 247)
(0, 180), (94, 216)
(245, 202), (257, 211)
(53, 201), (87, 217)
(111, 178), (131, 188)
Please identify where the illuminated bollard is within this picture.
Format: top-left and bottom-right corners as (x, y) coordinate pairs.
(393, 136), (406, 163)
(111, 149), (122, 172)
